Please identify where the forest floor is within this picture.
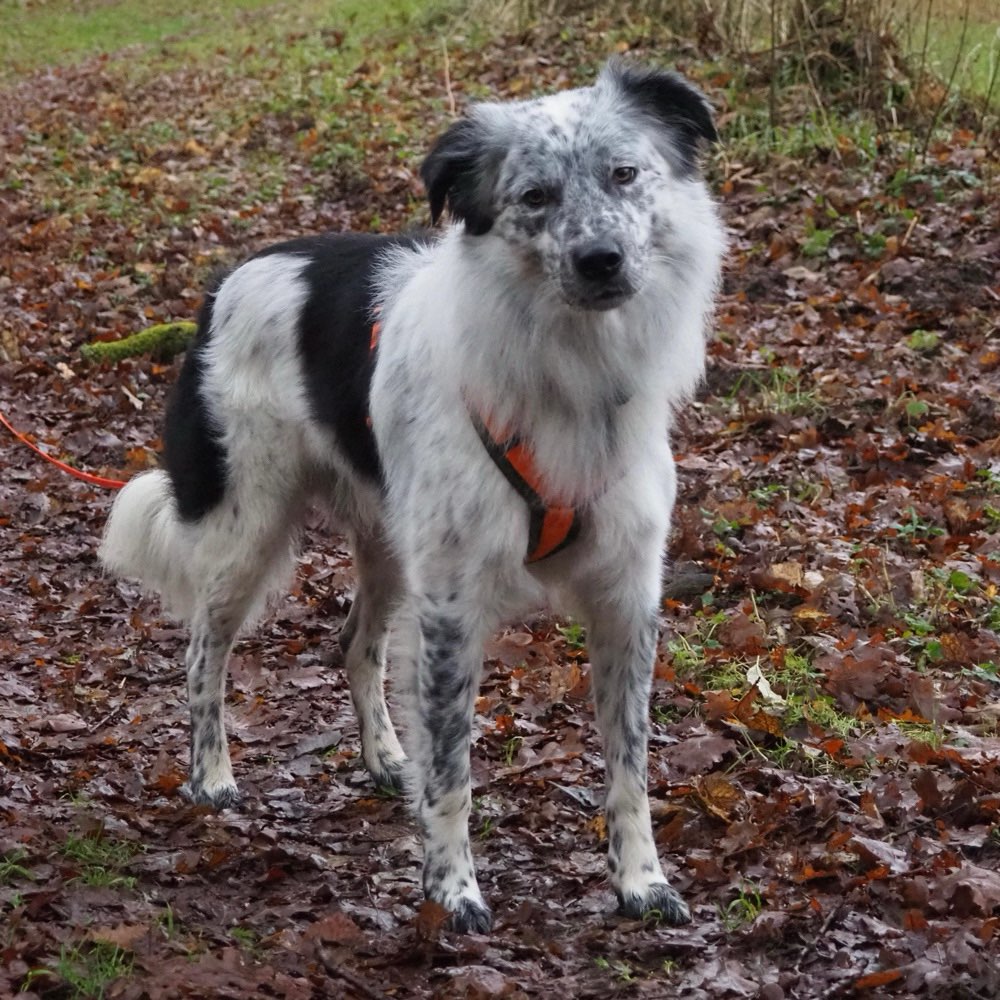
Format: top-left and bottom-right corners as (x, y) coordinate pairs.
(1, 6), (999, 998)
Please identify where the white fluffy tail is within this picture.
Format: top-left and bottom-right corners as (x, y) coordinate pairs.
(99, 470), (197, 621)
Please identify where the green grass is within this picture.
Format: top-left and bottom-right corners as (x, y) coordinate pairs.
(594, 956), (636, 983)
(897, 720), (945, 747)
(230, 925), (262, 955)
(725, 365), (825, 420)
(61, 833), (140, 890)
(23, 941), (134, 1000)
(0, 0), (450, 80)
(1, 0), (267, 75)
(0, 849), (32, 884)
(900, 5), (1000, 98)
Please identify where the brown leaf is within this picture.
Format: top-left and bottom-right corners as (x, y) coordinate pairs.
(414, 900), (450, 944)
(696, 773), (745, 821)
(719, 610), (766, 654)
(944, 865), (1000, 917)
(704, 689), (740, 720)
(850, 835), (909, 874)
(854, 968), (904, 990)
(88, 923), (149, 950)
(303, 912), (365, 946)
(449, 965), (515, 998)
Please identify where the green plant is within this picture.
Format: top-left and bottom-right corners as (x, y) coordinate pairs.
(857, 228), (888, 258)
(594, 956), (635, 982)
(718, 882), (765, 931)
(802, 220), (835, 258)
(0, 850), (31, 884)
(156, 903), (178, 940)
(556, 620), (587, 650)
(749, 483), (788, 508)
(975, 468), (1000, 493)
(896, 391), (931, 423)
(907, 329), (942, 352)
(898, 610), (945, 666)
(888, 508), (945, 544)
(501, 735), (522, 766)
(651, 702), (684, 725)
(666, 610), (727, 674)
(230, 926), (259, 953)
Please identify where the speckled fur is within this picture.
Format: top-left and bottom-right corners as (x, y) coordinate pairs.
(100, 60), (726, 933)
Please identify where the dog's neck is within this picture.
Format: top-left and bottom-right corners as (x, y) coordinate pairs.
(440, 244), (692, 505)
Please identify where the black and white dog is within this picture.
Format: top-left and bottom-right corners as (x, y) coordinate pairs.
(101, 60), (725, 932)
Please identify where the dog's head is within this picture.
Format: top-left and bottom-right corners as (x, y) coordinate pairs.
(420, 61), (718, 311)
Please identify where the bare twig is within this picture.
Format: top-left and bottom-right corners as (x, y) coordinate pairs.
(442, 39), (456, 117)
(980, 25), (1000, 139)
(769, 0), (778, 136)
(921, 0), (972, 158)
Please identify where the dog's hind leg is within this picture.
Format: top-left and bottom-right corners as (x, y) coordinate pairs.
(182, 601), (244, 809)
(180, 494), (303, 810)
(340, 529), (406, 790)
(577, 572), (691, 926)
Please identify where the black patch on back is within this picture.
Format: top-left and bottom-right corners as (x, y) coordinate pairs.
(255, 231), (428, 481)
(163, 287), (229, 522)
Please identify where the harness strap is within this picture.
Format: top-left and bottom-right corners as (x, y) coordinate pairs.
(370, 315), (582, 563)
(469, 411), (582, 563)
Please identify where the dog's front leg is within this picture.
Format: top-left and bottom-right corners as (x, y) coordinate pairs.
(404, 602), (492, 933)
(586, 605), (690, 925)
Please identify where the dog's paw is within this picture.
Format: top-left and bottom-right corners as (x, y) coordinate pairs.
(180, 780), (242, 811)
(617, 882), (691, 925)
(447, 896), (494, 934)
(367, 753), (407, 793)
(425, 877), (493, 934)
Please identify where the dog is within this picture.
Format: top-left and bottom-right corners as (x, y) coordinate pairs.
(100, 60), (726, 933)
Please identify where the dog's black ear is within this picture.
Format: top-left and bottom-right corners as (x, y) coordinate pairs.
(420, 116), (498, 236)
(606, 61), (718, 170)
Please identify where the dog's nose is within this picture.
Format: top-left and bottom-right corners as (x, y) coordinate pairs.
(573, 242), (624, 282)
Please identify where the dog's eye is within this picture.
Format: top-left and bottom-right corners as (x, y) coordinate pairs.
(612, 166), (638, 185)
(521, 188), (548, 208)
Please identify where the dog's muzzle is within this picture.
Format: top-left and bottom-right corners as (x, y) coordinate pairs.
(568, 239), (634, 310)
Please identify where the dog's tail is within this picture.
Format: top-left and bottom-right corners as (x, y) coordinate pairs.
(99, 470), (198, 621)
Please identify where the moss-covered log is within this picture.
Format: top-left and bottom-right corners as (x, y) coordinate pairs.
(80, 321), (197, 364)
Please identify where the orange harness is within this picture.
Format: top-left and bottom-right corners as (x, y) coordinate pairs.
(370, 316), (580, 563)
(469, 411), (582, 563)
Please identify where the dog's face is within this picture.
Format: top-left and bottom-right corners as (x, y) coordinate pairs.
(420, 62), (718, 311)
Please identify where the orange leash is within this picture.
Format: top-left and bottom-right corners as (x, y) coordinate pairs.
(0, 406), (126, 490)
